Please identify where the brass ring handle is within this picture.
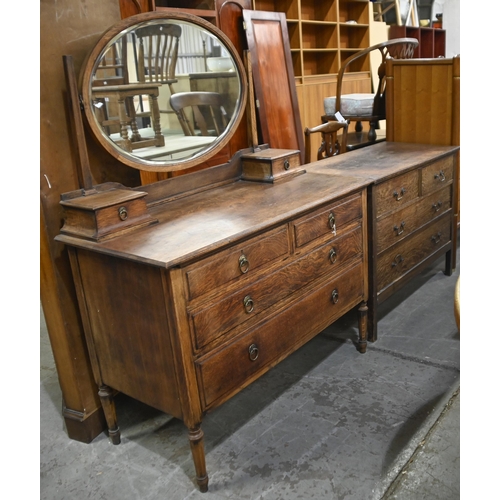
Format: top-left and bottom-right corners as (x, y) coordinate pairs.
(393, 221), (405, 236)
(248, 343), (259, 361)
(432, 201), (443, 212)
(392, 254), (404, 267)
(239, 254), (250, 274)
(393, 188), (406, 201)
(434, 170), (446, 182)
(329, 247), (338, 264)
(243, 295), (254, 314)
(431, 232), (442, 244)
(118, 206), (128, 221)
(284, 159), (290, 170)
(328, 212), (336, 230)
(331, 289), (339, 304)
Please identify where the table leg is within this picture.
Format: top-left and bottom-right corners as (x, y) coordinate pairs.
(189, 425), (209, 492)
(98, 385), (121, 445)
(357, 301), (368, 353)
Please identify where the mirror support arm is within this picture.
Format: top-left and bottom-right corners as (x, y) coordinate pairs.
(63, 55), (96, 195)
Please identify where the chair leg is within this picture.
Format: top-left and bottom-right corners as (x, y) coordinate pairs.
(368, 120), (379, 141)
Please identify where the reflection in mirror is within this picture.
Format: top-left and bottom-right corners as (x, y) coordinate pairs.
(87, 17), (242, 169)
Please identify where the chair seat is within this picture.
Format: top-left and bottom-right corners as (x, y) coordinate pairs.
(324, 93), (375, 118)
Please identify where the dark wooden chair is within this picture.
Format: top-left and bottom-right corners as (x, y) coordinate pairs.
(323, 38), (419, 142)
(304, 121), (349, 164)
(170, 91), (229, 137)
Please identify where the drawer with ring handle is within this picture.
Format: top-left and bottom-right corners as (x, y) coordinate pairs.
(375, 185), (451, 254)
(374, 170), (419, 217)
(376, 215), (451, 293)
(195, 262), (364, 410)
(189, 226), (363, 350)
(421, 155), (454, 195)
(184, 225), (290, 301)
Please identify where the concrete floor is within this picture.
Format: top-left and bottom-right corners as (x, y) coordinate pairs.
(40, 247), (460, 500)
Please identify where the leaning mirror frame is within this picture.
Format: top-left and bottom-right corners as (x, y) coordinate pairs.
(80, 11), (248, 173)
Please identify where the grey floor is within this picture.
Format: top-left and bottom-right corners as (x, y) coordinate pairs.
(40, 245), (460, 500)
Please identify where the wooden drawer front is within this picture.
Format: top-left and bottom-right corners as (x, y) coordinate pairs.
(375, 170), (419, 217)
(421, 156), (454, 196)
(376, 185), (452, 254)
(376, 215), (451, 293)
(196, 262), (364, 409)
(190, 226), (363, 350)
(293, 193), (362, 248)
(185, 225), (290, 300)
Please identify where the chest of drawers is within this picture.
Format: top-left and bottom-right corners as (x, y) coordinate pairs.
(57, 163), (370, 492)
(308, 141), (459, 341)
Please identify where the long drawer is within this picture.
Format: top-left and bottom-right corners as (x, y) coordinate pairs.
(184, 225), (290, 301)
(195, 261), (364, 410)
(292, 192), (362, 249)
(189, 225), (363, 350)
(376, 185), (452, 254)
(376, 214), (451, 293)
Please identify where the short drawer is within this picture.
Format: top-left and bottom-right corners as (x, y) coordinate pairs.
(190, 226), (363, 350)
(376, 215), (451, 293)
(292, 192), (362, 249)
(376, 185), (452, 254)
(195, 262), (365, 410)
(421, 155), (454, 196)
(184, 225), (290, 301)
(374, 170), (419, 217)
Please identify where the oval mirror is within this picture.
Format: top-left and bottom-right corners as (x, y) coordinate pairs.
(80, 11), (247, 172)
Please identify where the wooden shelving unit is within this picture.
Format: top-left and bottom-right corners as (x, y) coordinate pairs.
(254, 0), (370, 82)
(253, 0), (372, 155)
(389, 25), (446, 58)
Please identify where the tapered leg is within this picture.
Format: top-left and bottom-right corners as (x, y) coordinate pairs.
(98, 385), (121, 445)
(357, 301), (368, 354)
(189, 425), (209, 492)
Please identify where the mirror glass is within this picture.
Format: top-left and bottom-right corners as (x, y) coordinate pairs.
(82, 14), (246, 171)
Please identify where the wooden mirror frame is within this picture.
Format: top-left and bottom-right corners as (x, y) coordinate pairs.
(242, 10), (305, 164)
(80, 11), (248, 173)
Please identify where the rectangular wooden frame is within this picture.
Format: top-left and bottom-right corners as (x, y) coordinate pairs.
(243, 9), (305, 164)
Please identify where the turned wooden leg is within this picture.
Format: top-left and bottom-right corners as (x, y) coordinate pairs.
(189, 425), (209, 492)
(368, 121), (378, 141)
(357, 301), (368, 354)
(98, 385), (121, 445)
(149, 95), (165, 147)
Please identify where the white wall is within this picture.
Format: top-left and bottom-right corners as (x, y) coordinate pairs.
(432, 0), (460, 57)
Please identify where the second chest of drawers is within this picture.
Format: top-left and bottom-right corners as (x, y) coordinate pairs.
(368, 152), (456, 340)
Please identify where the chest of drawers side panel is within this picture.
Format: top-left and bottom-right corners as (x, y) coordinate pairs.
(68, 249), (183, 419)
